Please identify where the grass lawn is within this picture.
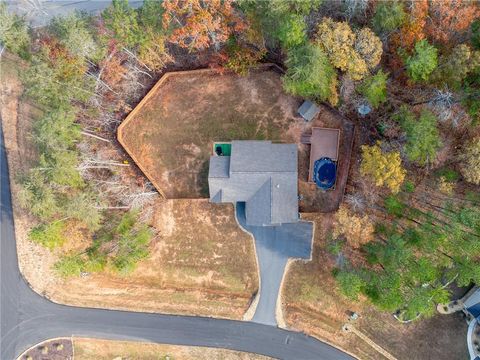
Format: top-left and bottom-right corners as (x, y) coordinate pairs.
(282, 213), (469, 360)
(73, 338), (272, 360)
(118, 67), (302, 198)
(53, 200), (258, 318)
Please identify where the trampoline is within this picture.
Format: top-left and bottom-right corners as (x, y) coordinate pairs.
(313, 157), (336, 190)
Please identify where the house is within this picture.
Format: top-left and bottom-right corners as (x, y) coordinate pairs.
(208, 140), (299, 226)
(298, 100), (320, 122)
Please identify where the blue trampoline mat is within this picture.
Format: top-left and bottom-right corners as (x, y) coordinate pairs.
(313, 157), (336, 190)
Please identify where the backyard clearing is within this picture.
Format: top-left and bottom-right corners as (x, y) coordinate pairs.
(118, 66), (304, 198)
(73, 338), (272, 360)
(119, 65), (353, 212)
(281, 213), (469, 360)
(1, 56), (258, 319)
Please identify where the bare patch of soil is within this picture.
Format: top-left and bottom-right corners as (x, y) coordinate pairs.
(282, 213), (469, 360)
(73, 338), (272, 360)
(50, 200), (258, 319)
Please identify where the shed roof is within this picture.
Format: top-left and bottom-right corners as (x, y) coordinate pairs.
(298, 100), (320, 122)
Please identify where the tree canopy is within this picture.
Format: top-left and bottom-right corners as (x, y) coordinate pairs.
(316, 18), (382, 80)
(0, 2), (30, 58)
(405, 39), (438, 82)
(395, 107), (441, 166)
(282, 43), (338, 105)
(163, 0), (246, 52)
(358, 70), (388, 108)
(459, 137), (480, 185)
(372, 1), (406, 34)
(360, 143), (406, 193)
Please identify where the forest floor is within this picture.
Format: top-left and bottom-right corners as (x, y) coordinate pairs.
(282, 213), (469, 360)
(1, 55), (258, 319)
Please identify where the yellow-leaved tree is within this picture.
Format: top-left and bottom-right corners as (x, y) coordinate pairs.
(333, 205), (374, 248)
(360, 143), (406, 193)
(316, 18), (382, 80)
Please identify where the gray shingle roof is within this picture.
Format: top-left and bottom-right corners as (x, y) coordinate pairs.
(230, 141), (297, 173)
(298, 100), (320, 122)
(208, 141), (298, 226)
(209, 156), (230, 178)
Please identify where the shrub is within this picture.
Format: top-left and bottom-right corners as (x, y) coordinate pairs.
(335, 270), (365, 300)
(29, 221), (67, 250)
(54, 255), (85, 278)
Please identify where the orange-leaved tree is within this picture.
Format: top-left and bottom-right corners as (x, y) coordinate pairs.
(333, 205), (374, 248)
(393, 0), (428, 51)
(163, 0), (247, 52)
(424, 0), (479, 46)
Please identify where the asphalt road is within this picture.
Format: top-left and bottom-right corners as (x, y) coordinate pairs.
(236, 203), (313, 326)
(5, 0), (143, 27)
(0, 122), (356, 360)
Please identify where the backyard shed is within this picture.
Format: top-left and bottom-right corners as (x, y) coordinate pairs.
(298, 100), (320, 122)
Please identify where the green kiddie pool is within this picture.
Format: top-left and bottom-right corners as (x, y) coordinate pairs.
(214, 143), (231, 156)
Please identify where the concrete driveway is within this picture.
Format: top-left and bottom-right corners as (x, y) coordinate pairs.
(236, 203), (313, 326)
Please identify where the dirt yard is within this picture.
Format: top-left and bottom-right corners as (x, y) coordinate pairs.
(51, 200), (258, 318)
(282, 213), (469, 360)
(119, 66), (352, 211)
(1, 56), (258, 319)
(73, 338), (272, 360)
(118, 66), (309, 198)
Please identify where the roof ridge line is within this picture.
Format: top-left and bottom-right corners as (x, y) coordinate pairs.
(270, 176), (273, 224)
